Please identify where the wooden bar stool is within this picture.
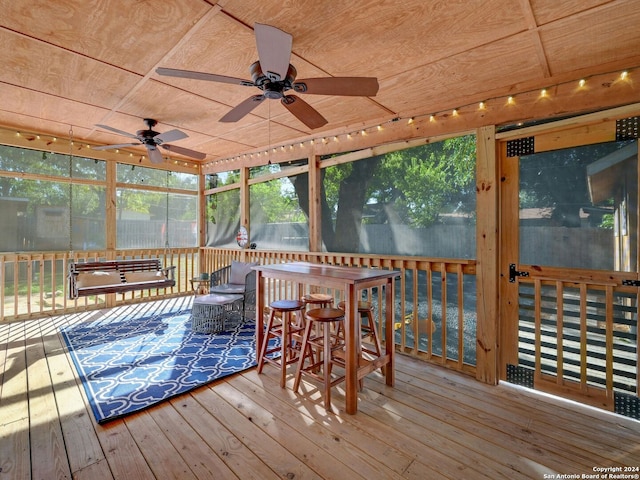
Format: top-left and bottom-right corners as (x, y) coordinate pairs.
(293, 307), (346, 411)
(301, 293), (334, 309)
(257, 299), (305, 388)
(337, 300), (383, 359)
(300, 294), (335, 371)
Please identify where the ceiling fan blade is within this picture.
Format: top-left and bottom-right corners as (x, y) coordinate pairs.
(156, 67), (252, 86)
(92, 142), (141, 151)
(146, 145), (164, 164)
(220, 95), (266, 122)
(294, 77), (379, 96)
(281, 95), (328, 129)
(255, 23), (292, 82)
(161, 144), (206, 160)
(95, 124), (139, 139)
(155, 129), (188, 144)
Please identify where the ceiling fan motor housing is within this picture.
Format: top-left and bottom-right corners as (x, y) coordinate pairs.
(137, 129), (161, 144)
(250, 61), (297, 99)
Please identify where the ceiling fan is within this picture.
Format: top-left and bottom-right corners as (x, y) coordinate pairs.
(156, 23), (379, 129)
(93, 118), (206, 164)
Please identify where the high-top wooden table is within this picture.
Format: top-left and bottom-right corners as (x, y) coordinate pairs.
(253, 262), (400, 414)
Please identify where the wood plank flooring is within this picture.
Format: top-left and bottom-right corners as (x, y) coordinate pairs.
(1, 298), (639, 479)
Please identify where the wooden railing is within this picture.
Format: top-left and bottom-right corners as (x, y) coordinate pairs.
(512, 267), (639, 409)
(202, 248), (478, 375)
(0, 246), (478, 376)
(0, 248), (199, 321)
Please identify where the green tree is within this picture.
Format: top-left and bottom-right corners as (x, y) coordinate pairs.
(292, 135), (476, 252)
(250, 178), (305, 224)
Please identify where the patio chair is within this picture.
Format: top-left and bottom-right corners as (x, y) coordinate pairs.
(209, 261), (259, 320)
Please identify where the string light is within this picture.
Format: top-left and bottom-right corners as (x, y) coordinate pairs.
(51, 65), (628, 171)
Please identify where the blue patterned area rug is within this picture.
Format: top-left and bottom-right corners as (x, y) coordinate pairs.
(61, 310), (258, 424)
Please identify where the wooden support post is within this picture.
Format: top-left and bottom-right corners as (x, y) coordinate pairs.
(476, 125), (499, 384)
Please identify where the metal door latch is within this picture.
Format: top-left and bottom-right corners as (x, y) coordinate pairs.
(509, 264), (529, 283)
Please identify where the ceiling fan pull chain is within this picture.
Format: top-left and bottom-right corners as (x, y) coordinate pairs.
(68, 125), (74, 257)
(268, 102), (272, 165)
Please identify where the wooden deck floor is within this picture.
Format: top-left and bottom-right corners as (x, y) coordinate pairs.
(1, 298), (639, 480)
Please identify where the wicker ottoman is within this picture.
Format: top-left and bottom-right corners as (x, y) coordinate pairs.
(190, 293), (244, 333)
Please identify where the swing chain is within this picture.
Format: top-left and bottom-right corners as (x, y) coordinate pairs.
(163, 170), (173, 270)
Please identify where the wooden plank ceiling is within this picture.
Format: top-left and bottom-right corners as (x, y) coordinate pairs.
(0, 0), (639, 170)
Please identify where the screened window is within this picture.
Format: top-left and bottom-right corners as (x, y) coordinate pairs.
(119, 164), (197, 190)
(0, 178), (106, 251)
(519, 140), (637, 270)
(206, 188), (240, 248)
(205, 170), (242, 248)
(0, 145), (105, 180)
(321, 134), (477, 257)
(116, 166), (198, 249)
(249, 173), (308, 251)
(0, 146), (106, 251)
